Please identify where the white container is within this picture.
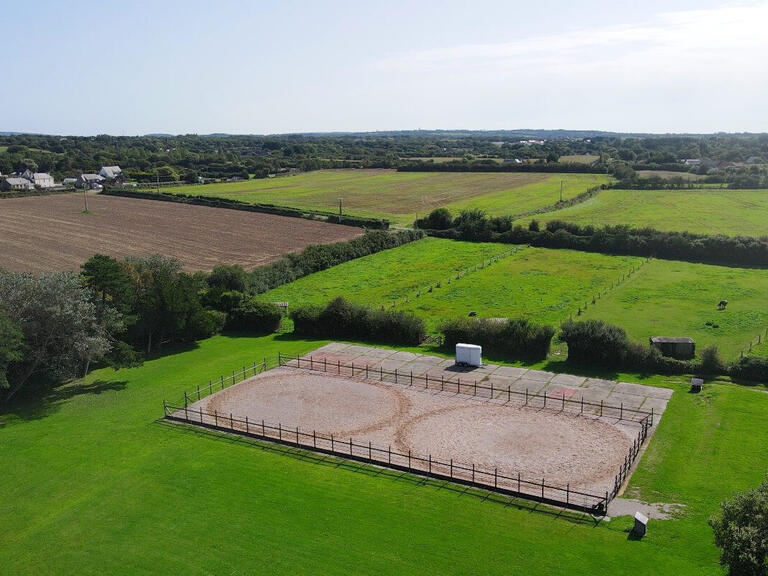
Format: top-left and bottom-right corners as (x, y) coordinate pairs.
(455, 343), (482, 367)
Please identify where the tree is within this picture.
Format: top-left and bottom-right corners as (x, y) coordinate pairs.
(710, 477), (768, 575)
(207, 264), (247, 293)
(81, 254), (134, 314)
(0, 271), (121, 401)
(0, 309), (23, 391)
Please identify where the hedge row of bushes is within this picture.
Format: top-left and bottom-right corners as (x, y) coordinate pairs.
(422, 212), (768, 267)
(291, 297), (426, 346)
(559, 319), (768, 381)
(397, 161), (608, 174)
(101, 188), (389, 229)
(439, 317), (554, 361)
(248, 229), (425, 294)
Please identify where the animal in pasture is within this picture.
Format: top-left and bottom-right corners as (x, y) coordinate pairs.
(718, 299), (728, 310)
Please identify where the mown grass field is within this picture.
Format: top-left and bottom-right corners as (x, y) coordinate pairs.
(559, 154), (598, 164)
(265, 239), (767, 358)
(166, 169), (611, 225)
(263, 237), (512, 308)
(519, 188), (768, 237)
(2, 332), (767, 574)
(582, 259), (768, 359)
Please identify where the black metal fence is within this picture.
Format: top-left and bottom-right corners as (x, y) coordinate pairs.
(163, 352), (657, 515)
(164, 403), (611, 515)
(278, 353), (655, 427)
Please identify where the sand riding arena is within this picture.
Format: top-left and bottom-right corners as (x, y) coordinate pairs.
(164, 344), (672, 515)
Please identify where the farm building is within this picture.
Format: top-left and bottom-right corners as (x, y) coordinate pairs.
(1, 177), (35, 192)
(62, 177), (78, 187)
(77, 173), (105, 189)
(21, 170), (55, 188)
(650, 336), (695, 360)
(99, 165), (122, 180)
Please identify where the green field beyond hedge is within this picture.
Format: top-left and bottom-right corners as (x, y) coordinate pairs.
(264, 239), (768, 359)
(166, 169), (611, 225)
(518, 188), (768, 237)
(2, 333), (768, 574)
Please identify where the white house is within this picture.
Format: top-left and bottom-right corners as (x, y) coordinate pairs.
(32, 173), (55, 188)
(99, 165), (122, 179)
(1, 177), (35, 192)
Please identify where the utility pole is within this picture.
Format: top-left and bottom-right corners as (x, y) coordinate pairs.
(156, 172), (160, 194)
(338, 197), (343, 222)
(83, 186), (89, 212)
(560, 180), (564, 202)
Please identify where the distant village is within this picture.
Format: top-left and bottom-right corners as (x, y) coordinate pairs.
(0, 165), (123, 193)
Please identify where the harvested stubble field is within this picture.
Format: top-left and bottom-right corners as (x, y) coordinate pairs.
(0, 193), (362, 272)
(188, 365), (637, 496)
(165, 169), (611, 225)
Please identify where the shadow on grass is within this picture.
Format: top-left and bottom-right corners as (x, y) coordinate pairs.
(1, 379), (129, 422)
(157, 418), (604, 528)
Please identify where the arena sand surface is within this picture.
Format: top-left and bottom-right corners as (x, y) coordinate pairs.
(190, 366), (641, 496)
(0, 193), (362, 272)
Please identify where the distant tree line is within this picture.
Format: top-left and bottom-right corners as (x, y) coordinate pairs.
(397, 160), (608, 174)
(417, 209), (768, 267)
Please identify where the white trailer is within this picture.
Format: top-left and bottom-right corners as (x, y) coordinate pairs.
(455, 343), (482, 367)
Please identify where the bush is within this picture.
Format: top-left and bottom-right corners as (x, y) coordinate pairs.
(207, 265), (247, 292)
(291, 297), (425, 345)
(184, 309), (226, 341)
(700, 345), (725, 376)
(440, 317), (554, 360)
(227, 298), (282, 334)
(730, 356), (768, 383)
(414, 207), (453, 230)
(709, 476), (768, 576)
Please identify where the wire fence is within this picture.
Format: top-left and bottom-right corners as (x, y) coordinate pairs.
(163, 352), (657, 515)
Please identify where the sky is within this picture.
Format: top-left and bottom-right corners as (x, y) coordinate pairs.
(1, 0), (767, 135)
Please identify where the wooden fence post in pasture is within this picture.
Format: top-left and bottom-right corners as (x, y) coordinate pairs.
(199, 407), (203, 424)
(351, 362), (355, 376)
(566, 484), (570, 505)
(296, 426), (299, 445)
(410, 371), (413, 386)
(450, 459), (453, 478)
(220, 375), (224, 390)
(232, 370), (235, 384)
(349, 437), (352, 455)
(313, 430), (317, 448)
(338, 359), (341, 374)
(525, 388), (528, 405)
(457, 377), (461, 394)
(494, 468), (498, 488)
(600, 400), (603, 417)
(490, 381), (494, 399)
(428, 454), (432, 474)
(278, 351), (282, 365)
(541, 478), (545, 502)
(507, 386), (511, 403)
(620, 403), (623, 420)
(369, 441), (372, 460)
(395, 369), (398, 383)
(543, 390), (547, 408)
(408, 450), (411, 471)
(230, 412), (234, 430)
(209, 380), (212, 394)
(262, 419), (265, 436)
(278, 422), (282, 440)
(245, 416), (249, 434)
(388, 445), (391, 464)
(581, 396), (584, 414)
(379, 366), (383, 380)
(331, 434), (334, 452)
(310, 356), (313, 370)
(366, 365), (369, 379)
(183, 401), (189, 421)
(297, 356), (301, 369)
(474, 380), (477, 396)
(472, 463), (475, 485)
(214, 410), (218, 426)
(562, 394), (565, 411)
(184, 391), (188, 409)
(441, 375), (444, 391)
(518, 472), (521, 494)
(197, 385), (200, 400)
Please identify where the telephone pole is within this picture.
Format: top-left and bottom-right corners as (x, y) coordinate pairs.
(338, 197), (343, 222)
(560, 180), (564, 202)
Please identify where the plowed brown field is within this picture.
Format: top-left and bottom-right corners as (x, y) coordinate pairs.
(0, 193), (362, 272)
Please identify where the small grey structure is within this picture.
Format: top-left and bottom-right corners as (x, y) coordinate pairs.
(632, 511), (648, 538)
(650, 336), (695, 360)
(690, 378), (703, 393)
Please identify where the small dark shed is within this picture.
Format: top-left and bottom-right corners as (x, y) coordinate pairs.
(650, 336), (695, 360)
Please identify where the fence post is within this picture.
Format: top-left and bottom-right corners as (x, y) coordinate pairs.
(458, 378), (461, 393)
(199, 406), (202, 424)
(408, 450), (411, 471)
(410, 371), (413, 386)
(494, 468), (498, 488)
(313, 430), (316, 448)
(429, 454), (432, 474)
(490, 381), (494, 399)
(600, 400), (603, 417)
(562, 394), (565, 411)
(324, 357), (327, 372)
(651, 407), (654, 426)
(214, 410), (218, 426)
(297, 356), (301, 369)
(566, 484), (570, 505)
(349, 437), (352, 455)
(245, 416), (249, 434)
(366, 365), (369, 379)
(472, 463), (474, 485)
(230, 412), (233, 430)
(310, 356), (313, 370)
(388, 445), (391, 464)
(209, 380), (212, 394)
(581, 395), (583, 414)
(543, 390), (547, 408)
(163, 399), (167, 417)
(369, 441), (372, 461)
(507, 386), (511, 403)
(450, 459), (453, 478)
(441, 375), (444, 391)
(296, 426), (299, 446)
(184, 391), (188, 409)
(518, 472), (521, 494)
(351, 362), (354, 376)
(262, 419), (265, 436)
(541, 478), (544, 502)
(220, 375), (223, 390)
(197, 385), (200, 400)
(525, 388), (528, 405)
(380, 366), (383, 380)
(338, 360), (340, 374)
(620, 402), (623, 420)
(395, 369), (398, 383)
(278, 422), (282, 440)
(331, 434), (334, 452)
(278, 351), (282, 365)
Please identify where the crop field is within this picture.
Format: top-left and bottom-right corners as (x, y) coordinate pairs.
(635, 170), (704, 181)
(0, 193), (361, 272)
(518, 188), (768, 237)
(559, 154), (598, 164)
(581, 259), (768, 359)
(2, 332), (768, 574)
(165, 169), (612, 225)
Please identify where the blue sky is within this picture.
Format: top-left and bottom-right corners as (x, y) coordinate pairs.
(1, 0), (766, 135)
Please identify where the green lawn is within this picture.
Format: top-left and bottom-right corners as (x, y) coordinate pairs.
(263, 237), (514, 307)
(165, 169), (611, 225)
(518, 188), (768, 237)
(397, 248), (641, 330)
(2, 332), (768, 574)
(582, 259), (768, 359)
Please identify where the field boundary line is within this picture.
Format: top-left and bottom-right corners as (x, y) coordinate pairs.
(509, 184), (605, 221)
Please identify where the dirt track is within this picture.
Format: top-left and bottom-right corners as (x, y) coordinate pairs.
(0, 193), (362, 272)
(194, 367), (636, 495)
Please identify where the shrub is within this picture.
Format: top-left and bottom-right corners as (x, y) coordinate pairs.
(227, 298), (282, 334)
(414, 207), (453, 230)
(709, 476), (768, 576)
(291, 297), (425, 345)
(730, 356), (768, 383)
(207, 265), (247, 292)
(440, 317), (554, 360)
(184, 309), (226, 341)
(700, 345), (725, 376)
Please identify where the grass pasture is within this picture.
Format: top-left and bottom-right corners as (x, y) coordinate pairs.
(2, 332), (768, 574)
(636, 170), (704, 181)
(166, 169), (612, 225)
(519, 188), (768, 237)
(582, 259), (768, 359)
(559, 154), (599, 164)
